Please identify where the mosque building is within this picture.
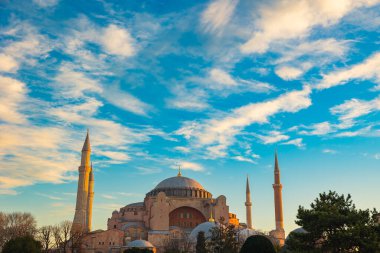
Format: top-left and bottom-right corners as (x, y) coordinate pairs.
(72, 132), (285, 253)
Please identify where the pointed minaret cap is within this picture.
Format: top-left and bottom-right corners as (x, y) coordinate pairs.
(274, 149), (279, 172)
(246, 175), (250, 193)
(82, 129), (91, 152)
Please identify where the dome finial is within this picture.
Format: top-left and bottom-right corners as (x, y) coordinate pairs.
(209, 199), (215, 222)
(177, 164), (182, 177)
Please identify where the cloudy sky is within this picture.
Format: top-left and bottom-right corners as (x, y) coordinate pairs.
(1, 0), (380, 233)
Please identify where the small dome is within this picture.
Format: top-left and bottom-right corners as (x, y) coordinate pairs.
(127, 240), (154, 248)
(239, 228), (259, 239)
(112, 210), (118, 214)
(155, 176), (204, 190)
(286, 227), (308, 241)
(189, 222), (217, 241)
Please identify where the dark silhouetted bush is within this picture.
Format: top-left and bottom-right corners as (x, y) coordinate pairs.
(240, 235), (276, 253)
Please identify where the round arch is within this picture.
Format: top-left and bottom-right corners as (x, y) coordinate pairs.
(169, 206), (206, 229)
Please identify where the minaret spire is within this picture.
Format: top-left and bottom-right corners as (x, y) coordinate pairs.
(73, 130), (92, 233)
(271, 150), (285, 245)
(245, 175), (253, 229)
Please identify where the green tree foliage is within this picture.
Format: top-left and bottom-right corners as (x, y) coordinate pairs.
(124, 248), (153, 253)
(196, 231), (207, 253)
(286, 191), (380, 253)
(2, 235), (42, 253)
(239, 235), (276, 253)
(208, 219), (239, 253)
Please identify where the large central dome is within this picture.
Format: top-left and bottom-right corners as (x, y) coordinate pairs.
(146, 175), (211, 198)
(155, 176), (204, 190)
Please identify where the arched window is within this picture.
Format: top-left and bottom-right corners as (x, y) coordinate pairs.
(169, 206), (206, 229)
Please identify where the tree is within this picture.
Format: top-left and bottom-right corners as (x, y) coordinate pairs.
(208, 218), (239, 253)
(0, 212), (7, 250)
(2, 235), (42, 253)
(52, 220), (72, 253)
(286, 191), (380, 253)
(6, 212), (37, 238)
(239, 235), (276, 253)
(196, 231), (207, 253)
(37, 225), (54, 252)
(0, 212), (37, 250)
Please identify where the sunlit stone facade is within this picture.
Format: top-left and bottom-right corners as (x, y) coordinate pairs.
(73, 132), (285, 253)
(106, 173), (236, 250)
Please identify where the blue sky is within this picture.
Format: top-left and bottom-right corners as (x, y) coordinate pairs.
(0, 0), (380, 234)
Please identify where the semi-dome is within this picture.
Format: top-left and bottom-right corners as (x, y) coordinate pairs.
(127, 239), (154, 248)
(146, 175), (212, 198)
(155, 176), (204, 190)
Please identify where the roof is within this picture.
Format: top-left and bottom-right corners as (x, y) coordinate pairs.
(127, 240), (154, 248)
(155, 176), (204, 190)
(126, 202), (144, 207)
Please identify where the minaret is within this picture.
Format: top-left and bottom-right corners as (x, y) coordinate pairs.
(72, 130), (92, 233)
(271, 150), (285, 245)
(86, 162), (94, 232)
(245, 176), (253, 229)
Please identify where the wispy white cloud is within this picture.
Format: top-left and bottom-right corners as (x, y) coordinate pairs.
(102, 85), (152, 116)
(0, 76), (27, 124)
(256, 131), (289, 144)
(167, 68), (275, 111)
(209, 68), (237, 86)
(207, 68), (275, 93)
(100, 24), (136, 57)
(36, 192), (63, 200)
(176, 86), (311, 157)
(334, 126), (372, 137)
(323, 149), (338, 154)
(171, 161), (204, 172)
(101, 194), (116, 200)
(54, 65), (102, 99)
(166, 85), (210, 111)
(316, 52), (380, 90)
(330, 97), (380, 123)
(65, 17), (136, 59)
(299, 122), (333, 136)
(275, 66), (304, 80)
(232, 155), (257, 164)
(137, 167), (162, 175)
(1, 22), (52, 70)
(275, 38), (349, 64)
(33, 0), (58, 8)
(201, 0), (239, 34)
(281, 138), (304, 148)
(240, 0), (379, 54)
(173, 146), (191, 153)
(0, 54), (18, 72)
(297, 96), (380, 138)
(96, 151), (130, 163)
